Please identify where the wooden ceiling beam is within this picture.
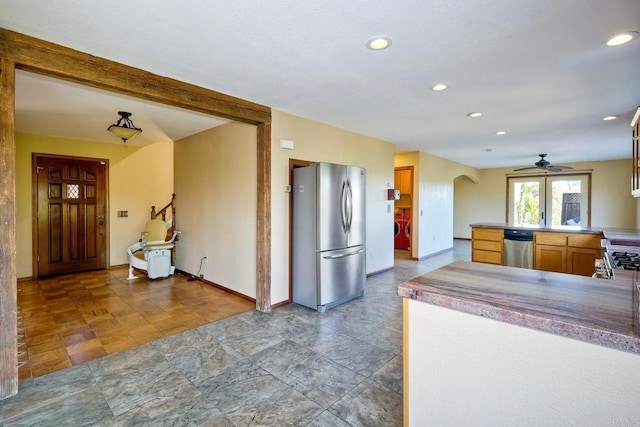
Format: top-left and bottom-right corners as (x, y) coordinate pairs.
(0, 28), (271, 125)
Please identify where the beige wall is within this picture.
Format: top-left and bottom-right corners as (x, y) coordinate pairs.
(271, 110), (396, 305)
(454, 159), (636, 238)
(16, 132), (174, 278)
(174, 122), (257, 298)
(395, 152), (479, 259)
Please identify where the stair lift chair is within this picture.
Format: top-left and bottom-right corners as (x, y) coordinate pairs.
(127, 217), (179, 280)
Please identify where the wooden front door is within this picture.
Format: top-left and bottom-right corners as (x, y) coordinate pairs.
(34, 155), (108, 277)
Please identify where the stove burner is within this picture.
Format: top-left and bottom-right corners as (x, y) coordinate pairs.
(610, 251), (640, 270)
(612, 251), (639, 257)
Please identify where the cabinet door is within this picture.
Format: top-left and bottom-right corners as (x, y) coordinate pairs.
(395, 169), (412, 195)
(567, 247), (600, 277)
(535, 244), (567, 273)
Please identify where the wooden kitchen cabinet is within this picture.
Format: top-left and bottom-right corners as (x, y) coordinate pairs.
(567, 233), (602, 276)
(394, 168), (412, 195)
(534, 231), (602, 276)
(535, 244), (567, 273)
(632, 107), (640, 197)
(472, 227), (503, 265)
(568, 247), (602, 276)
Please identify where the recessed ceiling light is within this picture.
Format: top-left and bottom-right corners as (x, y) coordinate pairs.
(431, 83), (448, 91)
(366, 36), (392, 50)
(605, 31), (638, 46)
(495, 131), (506, 135)
(467, 112), (482, 118)
(602, 115), (619, 121)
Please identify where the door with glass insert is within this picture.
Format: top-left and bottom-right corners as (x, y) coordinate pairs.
(508, 174), (589, 227)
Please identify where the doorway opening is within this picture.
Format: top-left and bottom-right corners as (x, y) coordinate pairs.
(393, 166), (413, 259)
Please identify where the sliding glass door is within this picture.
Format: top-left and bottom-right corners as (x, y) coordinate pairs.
(507, 174), (590, 227)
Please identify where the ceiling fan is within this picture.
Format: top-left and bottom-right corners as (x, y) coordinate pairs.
(513, 154), (573, 173)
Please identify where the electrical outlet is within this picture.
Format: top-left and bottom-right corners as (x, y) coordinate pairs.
(199, 274), (204, 278)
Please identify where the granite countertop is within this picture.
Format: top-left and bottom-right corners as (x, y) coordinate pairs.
(398, 261), (640, 355)
(602, 228), (640, 246)
(470, 222), (604, 234)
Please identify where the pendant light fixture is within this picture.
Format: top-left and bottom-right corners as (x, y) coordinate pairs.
(107, 111), (142, 142)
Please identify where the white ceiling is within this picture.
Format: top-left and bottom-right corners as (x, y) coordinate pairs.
(15, 72), (228, 146)
(1, 0), (639, 168)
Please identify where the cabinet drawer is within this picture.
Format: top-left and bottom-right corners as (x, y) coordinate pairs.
(473, 249), (502, 265)
(472, 228), (503, 242)
(534, 232), (567, 246)
(567, 233), (602, 249)
(473, 240), (503, 252)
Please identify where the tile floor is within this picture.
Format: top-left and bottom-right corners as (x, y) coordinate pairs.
(2, 240), (471, 426)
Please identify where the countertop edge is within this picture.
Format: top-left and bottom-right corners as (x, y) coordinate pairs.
(398, 281), (640, 355)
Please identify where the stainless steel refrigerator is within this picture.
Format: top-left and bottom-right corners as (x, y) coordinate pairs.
(292, 162), (366, 312)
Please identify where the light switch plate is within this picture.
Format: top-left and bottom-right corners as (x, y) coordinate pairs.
(279, 139), (294, 149)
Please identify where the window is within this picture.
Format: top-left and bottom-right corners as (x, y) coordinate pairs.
(67, 184), (80, 199)
(507, 173), (591, 226)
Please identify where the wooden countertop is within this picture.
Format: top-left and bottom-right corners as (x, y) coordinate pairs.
(398, 261), (640, 355)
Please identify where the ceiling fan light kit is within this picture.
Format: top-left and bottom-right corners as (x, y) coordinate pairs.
(513, 154), (573, 173)
(107, 111), (142, 143)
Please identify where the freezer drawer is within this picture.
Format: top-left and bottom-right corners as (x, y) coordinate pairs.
(318, 245), (366, 311)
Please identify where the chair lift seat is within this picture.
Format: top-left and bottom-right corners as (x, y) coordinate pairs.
(127, 218), (179, 280)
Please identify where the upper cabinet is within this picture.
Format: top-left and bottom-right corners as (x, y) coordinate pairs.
(632, 106), (640, 197)
(394, 168), (413, 195)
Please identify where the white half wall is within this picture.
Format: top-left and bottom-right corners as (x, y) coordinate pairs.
(406, 299), (640, 426)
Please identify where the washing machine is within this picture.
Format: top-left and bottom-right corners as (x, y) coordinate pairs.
(394, 214), (404, 249)
(404, 219), (411, 250)
(394, 213), (410, 250)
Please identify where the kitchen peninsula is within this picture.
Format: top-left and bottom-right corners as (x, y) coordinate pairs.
(471, 222), (611, 276)
(399, 261), (640, 426)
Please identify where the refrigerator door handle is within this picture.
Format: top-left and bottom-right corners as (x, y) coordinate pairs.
(346, 180), (353, 232)
(340, 180), (348, 233)
(322, 247), (365, 259)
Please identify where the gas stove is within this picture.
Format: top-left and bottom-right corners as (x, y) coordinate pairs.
(609, 251), (640, 270)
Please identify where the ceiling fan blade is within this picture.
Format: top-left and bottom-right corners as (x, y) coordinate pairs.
(550, 165), (573, 170)
(513, 166), (542, 171)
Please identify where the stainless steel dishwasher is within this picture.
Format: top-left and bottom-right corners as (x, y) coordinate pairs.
(503, 229), (534, 268)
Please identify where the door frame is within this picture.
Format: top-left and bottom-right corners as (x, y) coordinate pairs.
(0, 27), (273, 399)
(286, 158), (314, 306)
(32, 153), (110, 279)
(505, 172), (592, 227)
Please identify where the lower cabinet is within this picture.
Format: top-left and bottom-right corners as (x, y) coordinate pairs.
(472, 228), (602, 277)
(567, 247), (602, 277)
(534, 244), (567, 273)
(533, 232), (602, 276)
(471, 227), (503, 265)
